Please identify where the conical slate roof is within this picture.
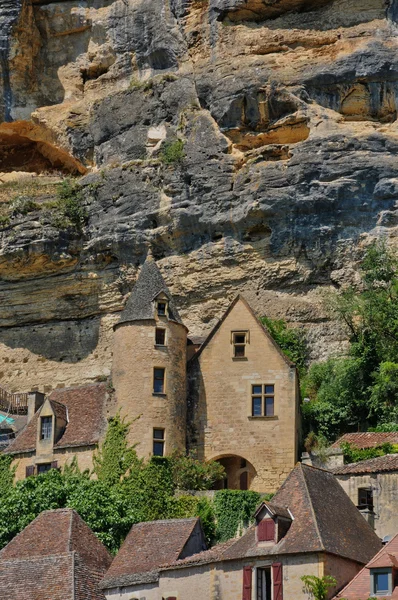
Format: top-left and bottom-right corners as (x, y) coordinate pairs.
(117, 257), (184, 326)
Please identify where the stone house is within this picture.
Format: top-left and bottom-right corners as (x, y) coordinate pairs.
(0, 507), (112, 600)
(4, 383), (108, 480)
(332, 453), (398, 540)
(5, 255), (300, 491)
(335, 531), (398, 599)
(101, 463), (382, 600)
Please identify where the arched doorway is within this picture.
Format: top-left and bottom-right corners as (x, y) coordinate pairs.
(212, 455), (256, 490)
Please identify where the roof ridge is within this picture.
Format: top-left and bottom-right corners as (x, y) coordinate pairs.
(299, 463), (325, 552)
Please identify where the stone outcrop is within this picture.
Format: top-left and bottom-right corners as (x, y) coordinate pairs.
(0, 0), (398, 391)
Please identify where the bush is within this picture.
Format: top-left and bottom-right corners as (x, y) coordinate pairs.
(341, 441), (397, 464)
(160, 139), (185, 164)
(170, 451), (225, 490)
(213, 490), (262, 542)
(261, 316), (308, 378)
(9, 196), (40, 216)
(53, 178), (87, 230)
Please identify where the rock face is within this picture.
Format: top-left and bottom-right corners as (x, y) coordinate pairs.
(0, 0), (398, 391)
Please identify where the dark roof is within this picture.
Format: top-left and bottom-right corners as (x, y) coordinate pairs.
(189, 295), (295, 367)
(335, 532), (398, 599)
(333, 453), (398, 475)
(117, 256), (184, 326)
(0, 508), (112, 600)
(221, 463), (381, 564)
(5, 383), (108, 454)
(100, 518), (200, 589)
(331, 432), (398, 449)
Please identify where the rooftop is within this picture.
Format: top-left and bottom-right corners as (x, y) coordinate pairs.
(332, 453), (398, 476)
(331, 432), (398, 450)
(117, 255), (184, 327)
(5, 383), (108, 454)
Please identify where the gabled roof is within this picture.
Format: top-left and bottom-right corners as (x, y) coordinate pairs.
(254, 501), (292, 521)
(0, 508), (112, 600)
(332, 453), (398, 476)
(335, 532), (398, 599)
(100, 518), (202, 589)
(5, 383), (108, 455)
(332, 432), (398, 449)
(116, 255), (184, 327)
(221, 463), (381, 564)
(189, 295), (295, 367)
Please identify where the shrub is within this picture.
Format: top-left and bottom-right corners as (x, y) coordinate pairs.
(9, 196), (40, 216)
(213, 490), (261, 542)
(301, 575), (337, 600)
(160, 139), (185, 164)
(170, 451), (225, 490)
(341, 441), (396, 464)
(53, 178), (87, 230)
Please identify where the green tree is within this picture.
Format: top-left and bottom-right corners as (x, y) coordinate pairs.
(261, 316), (308, 377)
(301, 575), (337, 600)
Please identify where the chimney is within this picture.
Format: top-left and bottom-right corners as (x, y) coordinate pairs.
(27, 391), (45, 422)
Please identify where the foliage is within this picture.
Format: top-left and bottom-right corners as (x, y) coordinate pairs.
(303, 241), (398, 439)
(213, 490), (262, 542)
(170, 495), (216, 546)
(301, 575), (337, 600)
(53, 178), (87, 230)
(93, 413), (140, 486)
(170, 451), (225, 491)
(303, 432), (330, 463)
(341, 441), (397, 464)
(261, 316), (308, 378)
(0, 455), (16, 498)
(160, 139), (185, 164)
(9, 196), (40, 216)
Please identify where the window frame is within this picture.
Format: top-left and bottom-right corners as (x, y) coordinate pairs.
(40, 416), (53, 441)
(37, 463), (52, 474)
(155, 327), (167, 346)
(371, 568), (392, 596)
(358, 487), (374, 511)
(256, 566), (272, 600)
(153, 367), (166, 395)
(153, 428), (165, 456)
(231, 330), (249, 359)
(250, 384), (275, 418)
(156, 300), (168, 317)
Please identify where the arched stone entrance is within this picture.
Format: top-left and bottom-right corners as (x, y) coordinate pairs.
(213, 454), (257, 490)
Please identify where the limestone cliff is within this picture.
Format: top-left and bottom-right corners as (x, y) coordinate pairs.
(0, 0), (398, 392)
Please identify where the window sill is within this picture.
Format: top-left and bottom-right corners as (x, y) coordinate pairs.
(152, 393), (167, 398)
(154, 344), (167, 349)
(248, 416), (278, 421)
(232, 357), (248, 361)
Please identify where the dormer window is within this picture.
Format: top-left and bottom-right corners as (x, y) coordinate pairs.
(40, 416), (52, 440)
(371, 569), (392, 596)
(258, 519), (275, 542)
(157, 301), (167, 317)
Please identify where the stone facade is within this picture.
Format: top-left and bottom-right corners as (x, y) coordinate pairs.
(188, 296), (300, 492)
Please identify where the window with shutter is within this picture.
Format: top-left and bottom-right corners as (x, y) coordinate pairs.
(258, 519), (275, 542)
(242, 566), (252, 600)
(25, 465), (35, 478)
(272, 562), (283, 600)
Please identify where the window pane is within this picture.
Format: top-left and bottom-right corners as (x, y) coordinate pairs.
(153, 441), (164, 456)
(265, 397), (274, 416)
(252, 397), (262, 416)
(234, 334), (246, 344)
(38, 463), (51, 474)
(265, 385), (274, 395)
(252, 385), (262, 395)
(41, 416), (52, 440)
(154, 368), (165, 393)
(157, 302), (166, 315)
(155, 329), (166, 345)
(234, 345), (245, 357)
(375, 572), (389, 593)
(153, 429), (164, 440)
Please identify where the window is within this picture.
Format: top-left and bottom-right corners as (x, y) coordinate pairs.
(153, 368), (165, 394)
(258, 519), (275, 542)
(153, 428), (165, 456)
(40, 416), (52, 440)
(37, 463), (52, 474)
(358, 487), (374, 511)
(232, 331), (248, 358)
(257, 567), (272, 600)
(251, 385), (275, 417)
(157, 301), (167, 316)
(155, 328), (166, 346)
(371, 569), (392, 596)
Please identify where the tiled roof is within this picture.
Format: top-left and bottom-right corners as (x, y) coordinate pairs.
(117, 256), (184, 326)
(332, 453), (398, 475)
(331, 432), (398, 449)
(221, 464), (381, 565)
(0, 508), (112, 600)
(100, 518), (200, 589)
(255, 501), (292, 520)
(49, 399), (67, 423)
(5, 383), (108, 454)
(335, 532), (398, 599)
(160, 539), (237, 570)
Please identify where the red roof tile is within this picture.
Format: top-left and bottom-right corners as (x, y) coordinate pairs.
(332, 432), (398, 449)
(333, 453), (398, 475)
(0, 508), (112, 600)
(335, 532), (398, 599)
(5, 383), (108, 454)
(100, 518), (202, 589)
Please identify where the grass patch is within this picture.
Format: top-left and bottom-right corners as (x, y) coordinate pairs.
(160, 139), (185, 164)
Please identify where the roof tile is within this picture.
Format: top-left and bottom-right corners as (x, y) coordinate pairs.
(332, 453), (398, 476)
(331, 432), (398, 449)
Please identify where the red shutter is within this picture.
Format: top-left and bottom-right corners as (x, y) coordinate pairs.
(272, 562), (283, 600)
(258, 519), (275, 542)
(242, 566), (252, 600)
(25, 465), (35, 477)
(50, 461), (58, 470)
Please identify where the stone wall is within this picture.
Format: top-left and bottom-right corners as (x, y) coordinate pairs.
(12, 444), (96, 481)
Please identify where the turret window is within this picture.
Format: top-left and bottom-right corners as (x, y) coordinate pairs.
(155, 328), (166, 346)
(40, 416), (52, 440)
(154, 368), (166, 394)
(157, 301), (167, 316)
(153, 428), (165, 456)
